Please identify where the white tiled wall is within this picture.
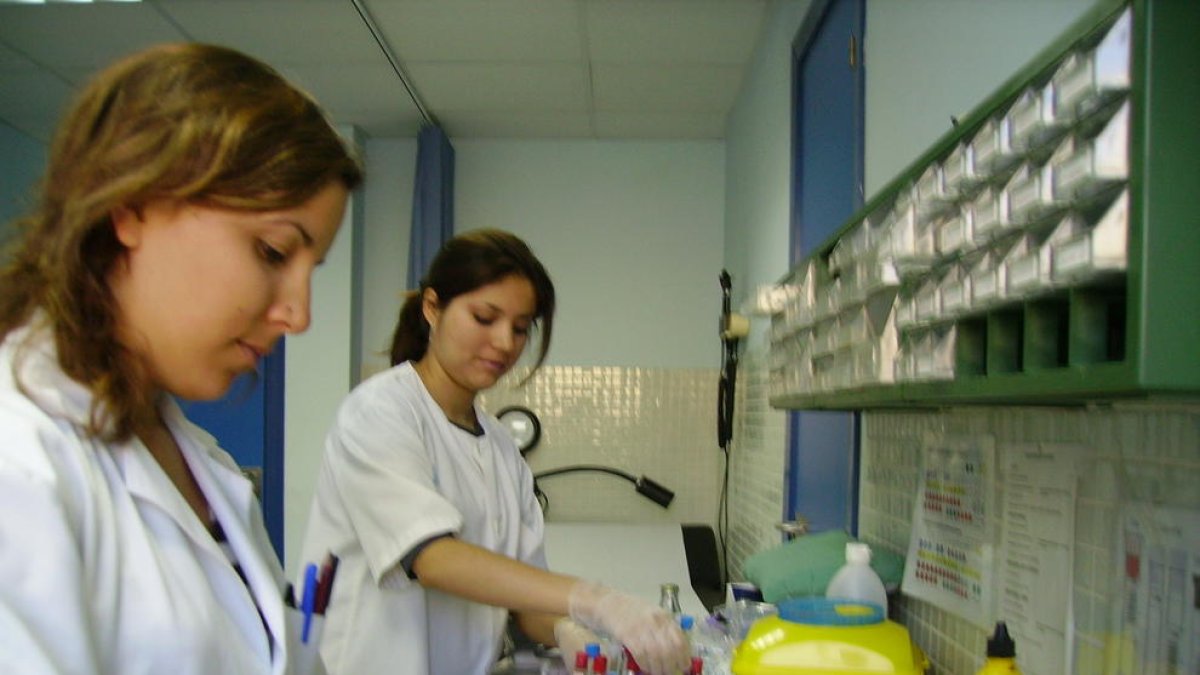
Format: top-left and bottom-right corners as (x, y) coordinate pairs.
(728, 338), (1200, 674)
(726, 345), (789, 579)
(480, 366), (723, 529)
(861, 404), (1200, 675)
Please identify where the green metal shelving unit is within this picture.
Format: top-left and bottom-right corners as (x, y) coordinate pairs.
(770, 0), (1199, 410)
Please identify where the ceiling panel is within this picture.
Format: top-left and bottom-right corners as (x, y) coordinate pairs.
(0, 4), (186, 70)
(156, 0), (381, 65)
(0, 68), (74, 142)
(439, 110), (594, 139)
(0, 0), (775, 141)
(593, 64), (745, 113)
(585, 0), (766, 64)
(410, 63), (590, 113)
(369, 0), (583, 63)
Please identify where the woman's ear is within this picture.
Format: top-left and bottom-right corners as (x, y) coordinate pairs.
(421, 288), (440, 328)
(110, 205), (144, 248)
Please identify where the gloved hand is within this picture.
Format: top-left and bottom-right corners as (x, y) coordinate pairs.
(567, 580), (690, 675)
(553, 618), (598, 671)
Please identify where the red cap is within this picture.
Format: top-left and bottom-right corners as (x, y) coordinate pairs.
(574, 652), (589, 669)
(623, 647), (641, 672)
(591, 655), (608, 673)
(691, 656), (704, 673)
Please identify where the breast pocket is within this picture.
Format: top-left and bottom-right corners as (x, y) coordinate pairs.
(284, 606), (327, 675)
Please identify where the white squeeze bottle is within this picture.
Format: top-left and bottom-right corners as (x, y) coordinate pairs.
(825, 542), (888, 614)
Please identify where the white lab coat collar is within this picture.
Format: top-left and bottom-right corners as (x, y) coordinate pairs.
(5, 316), (289, 674)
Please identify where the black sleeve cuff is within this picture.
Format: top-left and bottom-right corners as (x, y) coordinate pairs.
(400, 531), (455, 580)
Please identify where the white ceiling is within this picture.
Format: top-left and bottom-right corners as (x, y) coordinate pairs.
(0, 0), (770, 143)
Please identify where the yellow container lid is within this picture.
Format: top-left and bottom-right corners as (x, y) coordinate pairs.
(731, 599), (928, 675)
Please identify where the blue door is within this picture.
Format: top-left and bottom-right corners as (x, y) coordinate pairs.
(178, 344), (286, 558)
(788, 0), (865, 535)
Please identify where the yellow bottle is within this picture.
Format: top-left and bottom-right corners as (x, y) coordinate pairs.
(977, 622), (1022, 674)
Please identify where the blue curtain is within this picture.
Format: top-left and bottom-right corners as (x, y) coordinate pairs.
(408, 124), (455, 289)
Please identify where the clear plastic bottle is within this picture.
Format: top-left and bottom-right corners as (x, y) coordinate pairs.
(976, 622), (1022, 674)
(659, 583), (682, 615)
(825, 542), (889, 614)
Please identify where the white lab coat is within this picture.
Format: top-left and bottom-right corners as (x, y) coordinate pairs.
(300, 362), (546, 675)
(0, 318), (300, 675)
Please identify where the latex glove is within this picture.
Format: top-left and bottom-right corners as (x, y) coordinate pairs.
(567, 580), (690, 675)
(554, 618), (598, 671)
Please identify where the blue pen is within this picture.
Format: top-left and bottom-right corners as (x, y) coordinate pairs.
(301, 562), (318, 643)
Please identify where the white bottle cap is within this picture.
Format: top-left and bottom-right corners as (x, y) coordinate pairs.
(846, 542), (872, 564)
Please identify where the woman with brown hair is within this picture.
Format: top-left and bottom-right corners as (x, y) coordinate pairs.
(300, 229), (689, 674)
(0, 43), (362, 674)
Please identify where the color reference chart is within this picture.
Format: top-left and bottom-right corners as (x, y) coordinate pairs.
(902, 433), (996, 627)
(1115, 504), (1200, 675)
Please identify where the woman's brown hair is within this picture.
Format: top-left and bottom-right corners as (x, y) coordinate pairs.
(390, 229), (556, 379)
(0, 42), (363, 442)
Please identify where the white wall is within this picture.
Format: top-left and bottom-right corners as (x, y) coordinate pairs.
(356, 138), (725, 373)
(283, 127), (365, 572)
(724, 0), (812, 310)
(454, 139), (725, 369)
(721, 0), (812, 574)
(864, 0), (1100, 197)
(358, 137), (417, 377)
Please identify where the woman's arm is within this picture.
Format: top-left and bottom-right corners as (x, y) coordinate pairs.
(411, 536), (576, 614)
(411, 537), (689, 674)
(513, 610), (561, 646)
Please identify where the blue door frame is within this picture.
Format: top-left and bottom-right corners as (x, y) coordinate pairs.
(178, 342), (286, 559)
(787, 0), (865, 536)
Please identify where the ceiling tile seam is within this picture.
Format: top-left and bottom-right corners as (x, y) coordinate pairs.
(351, 0), (434, 129)
(0, 34), (76, 89)
(148, 0), (196, 44)
(576, 0), (596, 139)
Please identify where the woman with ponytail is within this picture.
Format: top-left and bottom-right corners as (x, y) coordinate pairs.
(299, 229), (688, 675)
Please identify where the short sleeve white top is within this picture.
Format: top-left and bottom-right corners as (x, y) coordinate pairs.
(299, 362), (546, 675)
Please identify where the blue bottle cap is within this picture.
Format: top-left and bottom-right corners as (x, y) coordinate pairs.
(679, 614), (695, 630)
(777, 596), (884, 626)
(585, 642), (601, 657)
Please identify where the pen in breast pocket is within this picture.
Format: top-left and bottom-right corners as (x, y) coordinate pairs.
(300, 563), (318, 643)
(314, 553), (340, 615)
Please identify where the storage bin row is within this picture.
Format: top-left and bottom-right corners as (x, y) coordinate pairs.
(894, 189), (1127, 329)
(775, 99), (1128, 338)
(823, 8), (1130, 275)
(770, 285), (1127, 398)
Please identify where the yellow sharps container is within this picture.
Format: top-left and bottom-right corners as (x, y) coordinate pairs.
(731, 598), (928, 675)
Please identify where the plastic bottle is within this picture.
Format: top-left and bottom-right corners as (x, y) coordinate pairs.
(660, 583), (682, 615)
(976, 622), (1022, 674)
(825, 542), (889, 614)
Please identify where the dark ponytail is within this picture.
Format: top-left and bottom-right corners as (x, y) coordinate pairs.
(389, 290), (430, 365)
(388, 229), (556, 374)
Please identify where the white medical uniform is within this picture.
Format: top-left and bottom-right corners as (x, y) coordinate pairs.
(0, 318), (297, 675)
(300, 361), (546, 675)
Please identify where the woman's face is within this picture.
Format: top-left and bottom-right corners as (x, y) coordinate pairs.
(108, 181), (349, 401)
(422, 274), (537, 396)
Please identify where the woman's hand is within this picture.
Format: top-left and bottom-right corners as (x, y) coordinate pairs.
(567, 581), (690, 675)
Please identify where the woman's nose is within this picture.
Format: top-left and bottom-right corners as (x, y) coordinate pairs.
(492, 323), (517, 351)
(271, 273), (312, 334)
